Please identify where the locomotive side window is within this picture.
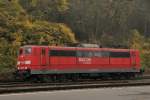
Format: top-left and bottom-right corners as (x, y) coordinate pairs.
(76, 51), (82, 57)
(93, 51), (109, 57)
(24, 47), (32, 54)
(50, 50), (58, 56)
(77, 51), (93, 57)
(50, 50), (76, 57)
(110, 52), (130, 58)
(101, 51), (109, 57)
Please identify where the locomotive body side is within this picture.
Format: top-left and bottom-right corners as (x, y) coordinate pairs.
(16, 45), (142, 80)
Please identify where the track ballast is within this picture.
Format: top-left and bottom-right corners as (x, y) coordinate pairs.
(0, 75), (150, 94)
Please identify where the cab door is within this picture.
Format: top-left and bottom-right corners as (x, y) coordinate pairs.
(41, 48), (46, 66)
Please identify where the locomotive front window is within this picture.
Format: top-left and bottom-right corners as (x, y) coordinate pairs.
(24, 47), (32, 55)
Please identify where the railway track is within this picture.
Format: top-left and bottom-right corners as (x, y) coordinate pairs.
(0, 76), (150, 94)
(0, 74), (149, 86)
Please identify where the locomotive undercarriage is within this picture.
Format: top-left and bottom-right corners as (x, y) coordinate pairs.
(15, 70), (143, 82)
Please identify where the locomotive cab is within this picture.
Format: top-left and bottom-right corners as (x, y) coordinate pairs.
(16, 45), (49, 79)
(16, 46), (32, 79)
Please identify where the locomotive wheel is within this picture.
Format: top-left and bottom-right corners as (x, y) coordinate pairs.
(110, 73), (119, 80)
(29, 75), (40, 83)
(59, 75), (67, 82)
(51, 75), (59, 82)
(42, 75), (52, 83)
(71, 74), (79, 81)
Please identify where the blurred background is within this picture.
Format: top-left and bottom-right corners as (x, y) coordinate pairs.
(0, 0), (149, 79)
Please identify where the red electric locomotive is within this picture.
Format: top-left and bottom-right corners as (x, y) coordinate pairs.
(16, 45), (143, 81)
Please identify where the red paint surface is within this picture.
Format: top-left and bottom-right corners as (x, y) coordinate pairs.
(17, 46), (141, 73)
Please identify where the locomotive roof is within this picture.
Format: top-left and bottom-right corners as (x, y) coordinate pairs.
(21, 45), (137, 52)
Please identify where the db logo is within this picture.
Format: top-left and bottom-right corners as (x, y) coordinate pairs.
(78, 58), (92, 64)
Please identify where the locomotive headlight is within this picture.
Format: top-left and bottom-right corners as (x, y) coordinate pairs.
(24, 60), (31, 64)
(17, 61), (20, 65)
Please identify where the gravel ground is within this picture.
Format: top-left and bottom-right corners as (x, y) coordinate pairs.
(0, 86), (150, 100)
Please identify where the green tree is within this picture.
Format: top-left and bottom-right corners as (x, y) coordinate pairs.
(129, 29), (150, 69)
(0, 0), (76, 77)
(20, 0), (69, 21)
(142, 38), (150, 68)
(129, 29), (144, 50)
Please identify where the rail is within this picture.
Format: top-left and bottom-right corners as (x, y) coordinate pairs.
(0, 75), (150, 94)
